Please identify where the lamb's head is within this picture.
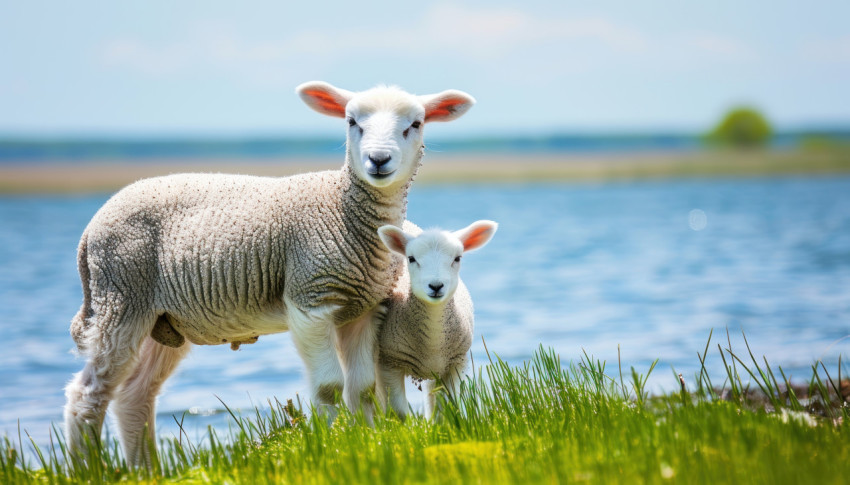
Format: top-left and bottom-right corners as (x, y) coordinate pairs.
(297, 81), (475, 190)
(378, 220), (497, 304)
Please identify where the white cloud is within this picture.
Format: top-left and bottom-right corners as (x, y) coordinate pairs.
(102, 32), (308, 75)
(798, 34), (850, 63)
(98, 3), (774, 90)
(98, 3), (652, 79)
(687, 33), (758, 61)
(102, 39), (187, 76)
(403, 5), (649, 56)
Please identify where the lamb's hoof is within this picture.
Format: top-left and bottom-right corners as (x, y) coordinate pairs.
(151, 315), (185, 348)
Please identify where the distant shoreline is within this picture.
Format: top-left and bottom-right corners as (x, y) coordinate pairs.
(1, 148), (849, 194)
(3, 129), (849, 164)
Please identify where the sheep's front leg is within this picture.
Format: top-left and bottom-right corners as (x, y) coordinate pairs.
(376, 364), (407, 420)
(335, 310), (379, 425)
(287, 303), (345, 422)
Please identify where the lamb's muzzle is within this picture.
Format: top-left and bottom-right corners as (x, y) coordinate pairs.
(427, 282), (445, 299)
(366, 151), (393, 177)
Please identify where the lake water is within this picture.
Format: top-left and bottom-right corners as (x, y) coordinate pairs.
(2, 175), (849, 448)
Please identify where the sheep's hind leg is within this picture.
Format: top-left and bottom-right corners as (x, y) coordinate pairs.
(64, 310), (152, 462)
(113, 335), (191, 468)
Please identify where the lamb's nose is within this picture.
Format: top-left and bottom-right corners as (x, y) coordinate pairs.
(428, 282), (444, 293)
(368, 153), (391, 167)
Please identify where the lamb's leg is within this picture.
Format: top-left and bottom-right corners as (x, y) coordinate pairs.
(334, 310), (378, 425)
(376, 364), (407, 420)
(288, 306), (345, 421)
(440, 368), (463, 417)
(423, 380), (437, 420)
(425, 368), (463, 421)
(64, 310), (151, 462)
(113, 336), (191, 468)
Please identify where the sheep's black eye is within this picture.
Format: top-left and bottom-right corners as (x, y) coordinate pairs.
(454, 256), (462, 263)
(403, 120), (422, 139)
(408, 256), (416, 263)
(347, 117), (357, 127)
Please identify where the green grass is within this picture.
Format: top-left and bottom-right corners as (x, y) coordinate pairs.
(2, 331), (849, 484)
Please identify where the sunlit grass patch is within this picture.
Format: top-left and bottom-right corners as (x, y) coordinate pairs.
(2, 331), (849, 484)
(423, 441), (505, 480)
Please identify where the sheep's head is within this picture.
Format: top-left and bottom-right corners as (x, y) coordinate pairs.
(297, 81), (475, 190)
(378, 220), (497, 304)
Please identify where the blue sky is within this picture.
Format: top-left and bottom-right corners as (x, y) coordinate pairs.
(1, 0), (848, 137)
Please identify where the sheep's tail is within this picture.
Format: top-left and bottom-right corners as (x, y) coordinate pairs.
(70, 231), (93, 354)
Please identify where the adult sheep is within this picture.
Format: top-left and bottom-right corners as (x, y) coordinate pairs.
(63, 81), (475, 466)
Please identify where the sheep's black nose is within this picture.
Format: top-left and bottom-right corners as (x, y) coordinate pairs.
(428, 282), (444, 292)
(368, 153), (391, 167)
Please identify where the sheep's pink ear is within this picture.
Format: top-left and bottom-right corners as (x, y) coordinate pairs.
(454, 220), (498, 252)
(419, 90), (476, 123)
(378, 225), (410, 255)
(296, 81), (354, 118)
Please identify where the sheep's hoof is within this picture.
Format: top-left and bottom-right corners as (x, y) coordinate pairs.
(151, 316), (185, 348)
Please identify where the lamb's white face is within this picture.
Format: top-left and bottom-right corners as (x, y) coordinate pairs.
(297, 81), (475, 191)
(378, 220), (499, 305)
(344, 89), (425, 189)
(404, 231), (464, 304)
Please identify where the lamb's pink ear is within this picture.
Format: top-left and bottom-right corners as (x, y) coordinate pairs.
(378, 225), (411, 255)
(454, 220), (498, 252)
(296, 81), (354, 118)
(419, 90), (476, 123)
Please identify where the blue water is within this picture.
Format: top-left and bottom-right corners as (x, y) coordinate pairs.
(2, 176), (850, 449)
(0, 135), (703, 163)
(5, 130), (848, 163)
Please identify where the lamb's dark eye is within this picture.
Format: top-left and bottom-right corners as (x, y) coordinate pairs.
(347, 117), (357, 127)
(454, 256), (462, 263)
(408, 256), (416, 263)
(403, 120), (422, 139)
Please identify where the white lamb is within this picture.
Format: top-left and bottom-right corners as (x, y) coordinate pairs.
(63, 81), (475, 465)
(375, 220), (497, 420)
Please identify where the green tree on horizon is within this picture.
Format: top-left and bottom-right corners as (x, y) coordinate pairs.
(708, 106), (773, 148)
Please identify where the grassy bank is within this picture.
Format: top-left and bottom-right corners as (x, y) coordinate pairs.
(2, 333), (849, 484)
(1, 147), (849, 194)
(422, 146), (850, 184)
